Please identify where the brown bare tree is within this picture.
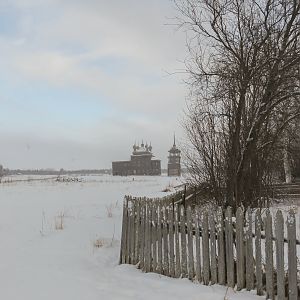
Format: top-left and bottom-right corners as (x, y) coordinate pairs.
(176, 0), (300, 208)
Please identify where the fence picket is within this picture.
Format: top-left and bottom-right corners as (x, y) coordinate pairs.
(194, 207), (202, 282)
(157, 204), (163, 274)
(134, 200), (141, 265)
(275, 210), (284, 300)
(149, 202), (153, 271)
(209, 212), (217, 284)
(217, 207), (226, 285)
(119, 197), (128, 264)
(245, 208), (254, 290)
(144, 202), (150, 272)
(152, 202), (158, 272)
(236, 207), (245, 290)
(163, 206), (169, 276)
(126, 202), (132, 264)
(265, 209), (274, 300)
(255, 210), (263, 296)
(130, 202), (136, 265)
(187, 206), (195, 280)
(169, 204), (175, 277)
(174, 205), (181, 278)
(287, 210), (298, 300)
(225, 207), (234, 288)
(180, 206), (188, 277)
(202, 211), (210, 285)
(139, 202), (146, 269)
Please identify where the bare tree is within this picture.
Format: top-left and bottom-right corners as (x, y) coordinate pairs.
(176, 0), (300, 208)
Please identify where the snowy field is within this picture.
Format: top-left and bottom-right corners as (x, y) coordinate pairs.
(0, 175), (264, 300)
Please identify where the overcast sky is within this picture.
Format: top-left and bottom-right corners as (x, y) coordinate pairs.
(0, 0), (188, 170)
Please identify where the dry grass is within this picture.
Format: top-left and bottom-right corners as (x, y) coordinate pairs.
(106, 204), (114, 218)
(54, 212), (65, 230)
(93, 238), (105, 248)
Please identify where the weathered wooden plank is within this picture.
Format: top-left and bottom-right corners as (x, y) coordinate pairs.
(142, 201), (148, 271)
(187, 206), (195, 280)
(245, 208), (254, 291)
(255, 210), (263, 296)
(180, 205), (188, 277)
(157, 204), (163, 274)
(287, 209), (298, 300)
(169, 205), (175, 277)
(194, 207), (202, 282)
(140, 202), (146, 270)
(236, 207), (245, 290)
(209, 212), (217, 284)
(125, 200), (132, 264)
(163, 206), (169, 276)
(129, 203), (135, 264)
(119, 197), (128, 264)
(134, 200), (141, 265)
(202, 211), (210, 285)
(148, 202), (153, 271)
(174, 205), (181, 278)
(275, 210), (284, 300)
(151, 202), (158, 272)
(225, 206), (234, 288)
(131, 201), (137, 264)
(265, 209), (274, 300)
(216, 207), (226, 285)
(145, 201), (152, 272)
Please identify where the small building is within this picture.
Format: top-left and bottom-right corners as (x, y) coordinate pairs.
(112, 142), (161, 176)
(168, 136), (181, 176)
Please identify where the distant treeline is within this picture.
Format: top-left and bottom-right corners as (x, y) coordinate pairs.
(3, 169), (112, 176)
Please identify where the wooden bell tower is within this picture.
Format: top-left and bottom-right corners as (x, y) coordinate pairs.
(167, 135), (181, 176)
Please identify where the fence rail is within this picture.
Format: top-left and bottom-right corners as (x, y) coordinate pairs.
(119, 196), (300, 299)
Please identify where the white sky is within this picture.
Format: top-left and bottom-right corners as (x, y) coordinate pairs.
(0, 0), (188, 169)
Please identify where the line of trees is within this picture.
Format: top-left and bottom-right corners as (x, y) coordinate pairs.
(175, 0), (300, 208)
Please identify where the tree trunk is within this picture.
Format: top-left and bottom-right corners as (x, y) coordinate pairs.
(283, 146), (292, 184)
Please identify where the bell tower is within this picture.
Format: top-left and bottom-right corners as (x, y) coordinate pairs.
(167, 134), (181, 176)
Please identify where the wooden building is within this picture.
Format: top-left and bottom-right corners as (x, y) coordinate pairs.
(112, 142), (161, 176)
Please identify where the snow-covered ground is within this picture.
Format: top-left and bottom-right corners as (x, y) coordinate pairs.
(0, 175), (264, 300)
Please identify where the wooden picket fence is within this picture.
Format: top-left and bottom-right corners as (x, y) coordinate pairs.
(119, 196), (300, 299)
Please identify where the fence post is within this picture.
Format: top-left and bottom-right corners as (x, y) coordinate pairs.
(255, 210), (263, 296)
(180, 205), (188, 277)
(182, 185), (186, 210)
(245, 208), (254, 290)
(265, 209), (274, 300)
(209, 212), (217, 284)
(187, 206), (195, 280)
(194, 207), (202, 282)
(225, 206), (234, 288)
(287, 209), (298, 300)
(202, 211), (210, 285)
(275, 210), (284, 300)
(217, 207), (226, 285)
(236, 207), (245, 290)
